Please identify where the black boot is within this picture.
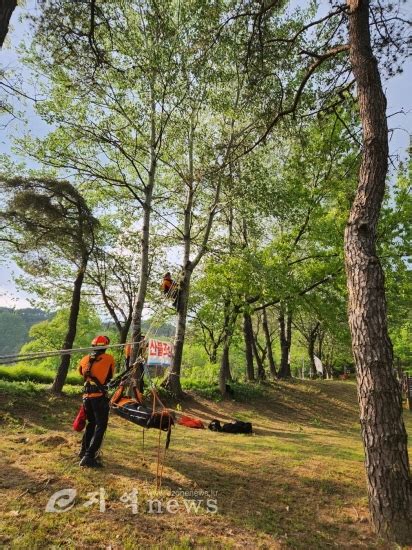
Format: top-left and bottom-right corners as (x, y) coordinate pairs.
(79, 455), (102, 468)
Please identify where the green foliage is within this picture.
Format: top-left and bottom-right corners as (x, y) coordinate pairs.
(0, 177), (98, 265)
(0, 0), (408, 393)
(181, 375), (265, 402)
(379, 161), (412, 367)
(0, 309), (28, 355)
(17, 304), (103, 370)
(0, 307), (50, 355)
(0, 379), (82, 397)
(0, 365), (81, 385)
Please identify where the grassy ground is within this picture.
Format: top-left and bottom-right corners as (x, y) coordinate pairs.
(0, 379), (411, 549)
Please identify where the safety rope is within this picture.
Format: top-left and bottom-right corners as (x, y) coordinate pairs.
(141, 427), (146, 466)
(142, 274), (181, 342)
(4, 265), (180, 492)
(0, 341), (138, 365)
(0, 272), (182, 367)
(156, 410), (164, 488)
(120, 272), (182, 391)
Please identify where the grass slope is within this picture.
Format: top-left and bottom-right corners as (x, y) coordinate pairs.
(0, 380), (411, 549)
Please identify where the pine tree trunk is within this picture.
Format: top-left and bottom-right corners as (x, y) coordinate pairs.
(262, 307), (277, 377)
(51, 262), (86, 394)
(344, 0), (412, 542)
(243, 312), (255, 381)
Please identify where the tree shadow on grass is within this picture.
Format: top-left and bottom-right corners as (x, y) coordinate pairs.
(161, 453), (373, 549)
(0, 464), (43, 492)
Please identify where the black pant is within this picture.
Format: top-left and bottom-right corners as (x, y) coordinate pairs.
(172, 290), (181, 311)
(81, 396), (109, 458)
(136, 363), (144, 393)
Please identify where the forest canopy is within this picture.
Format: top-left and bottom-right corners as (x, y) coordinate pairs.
(0, 1), (411, 543)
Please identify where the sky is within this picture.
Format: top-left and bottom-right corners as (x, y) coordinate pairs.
(0, 1), (411, 309)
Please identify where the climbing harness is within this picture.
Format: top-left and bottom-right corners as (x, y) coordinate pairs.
(82, 354), (110, 396)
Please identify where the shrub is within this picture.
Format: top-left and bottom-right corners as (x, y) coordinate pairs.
(0, 379), (82, 397)
(0, 365), (81, 385)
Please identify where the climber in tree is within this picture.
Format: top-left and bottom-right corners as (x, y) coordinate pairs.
(161, 272), (180, 311)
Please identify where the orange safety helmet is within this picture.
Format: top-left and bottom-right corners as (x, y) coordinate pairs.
(91, 335), (110, 347)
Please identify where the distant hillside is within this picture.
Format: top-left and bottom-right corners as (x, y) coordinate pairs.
(103, 319), (175, 339)
(0, 308), (174, 358)
(0, 308), (51, 356)
(142, 318), (175, 339)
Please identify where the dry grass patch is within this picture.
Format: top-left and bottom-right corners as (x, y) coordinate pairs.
(0, 379), (410, 549)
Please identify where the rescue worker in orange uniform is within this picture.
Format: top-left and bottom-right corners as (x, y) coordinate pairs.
(78, 335), (115, 467)
(161, 272), (180, 311)
(124, 343), (132, 371)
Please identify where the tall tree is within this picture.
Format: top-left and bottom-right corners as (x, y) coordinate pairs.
(0, 176), (98, 394)
(262, 307), (277, 378)
(23, 0), (186, 370)
(243, 312), (255, 381)
(277, 302), (292, 379)
(161, 1), (247, 396)
(344, 0), (411, 542)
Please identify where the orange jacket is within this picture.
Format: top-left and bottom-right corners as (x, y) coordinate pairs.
(161, 278), (172, 292)
(78, 353), (115, 398)
(161, 277), (177, 295)
(124, 344), (132, 359)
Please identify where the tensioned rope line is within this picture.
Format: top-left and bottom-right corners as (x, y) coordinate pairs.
(123, 276), (181, 378)
(0, 304), (171, 366)
(123, 274), (184, 392)
(142, 273), (182, 339)
(0, 342), (132, 361)
(0, 273), (182, 367)
(0, 342), (139, 366)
